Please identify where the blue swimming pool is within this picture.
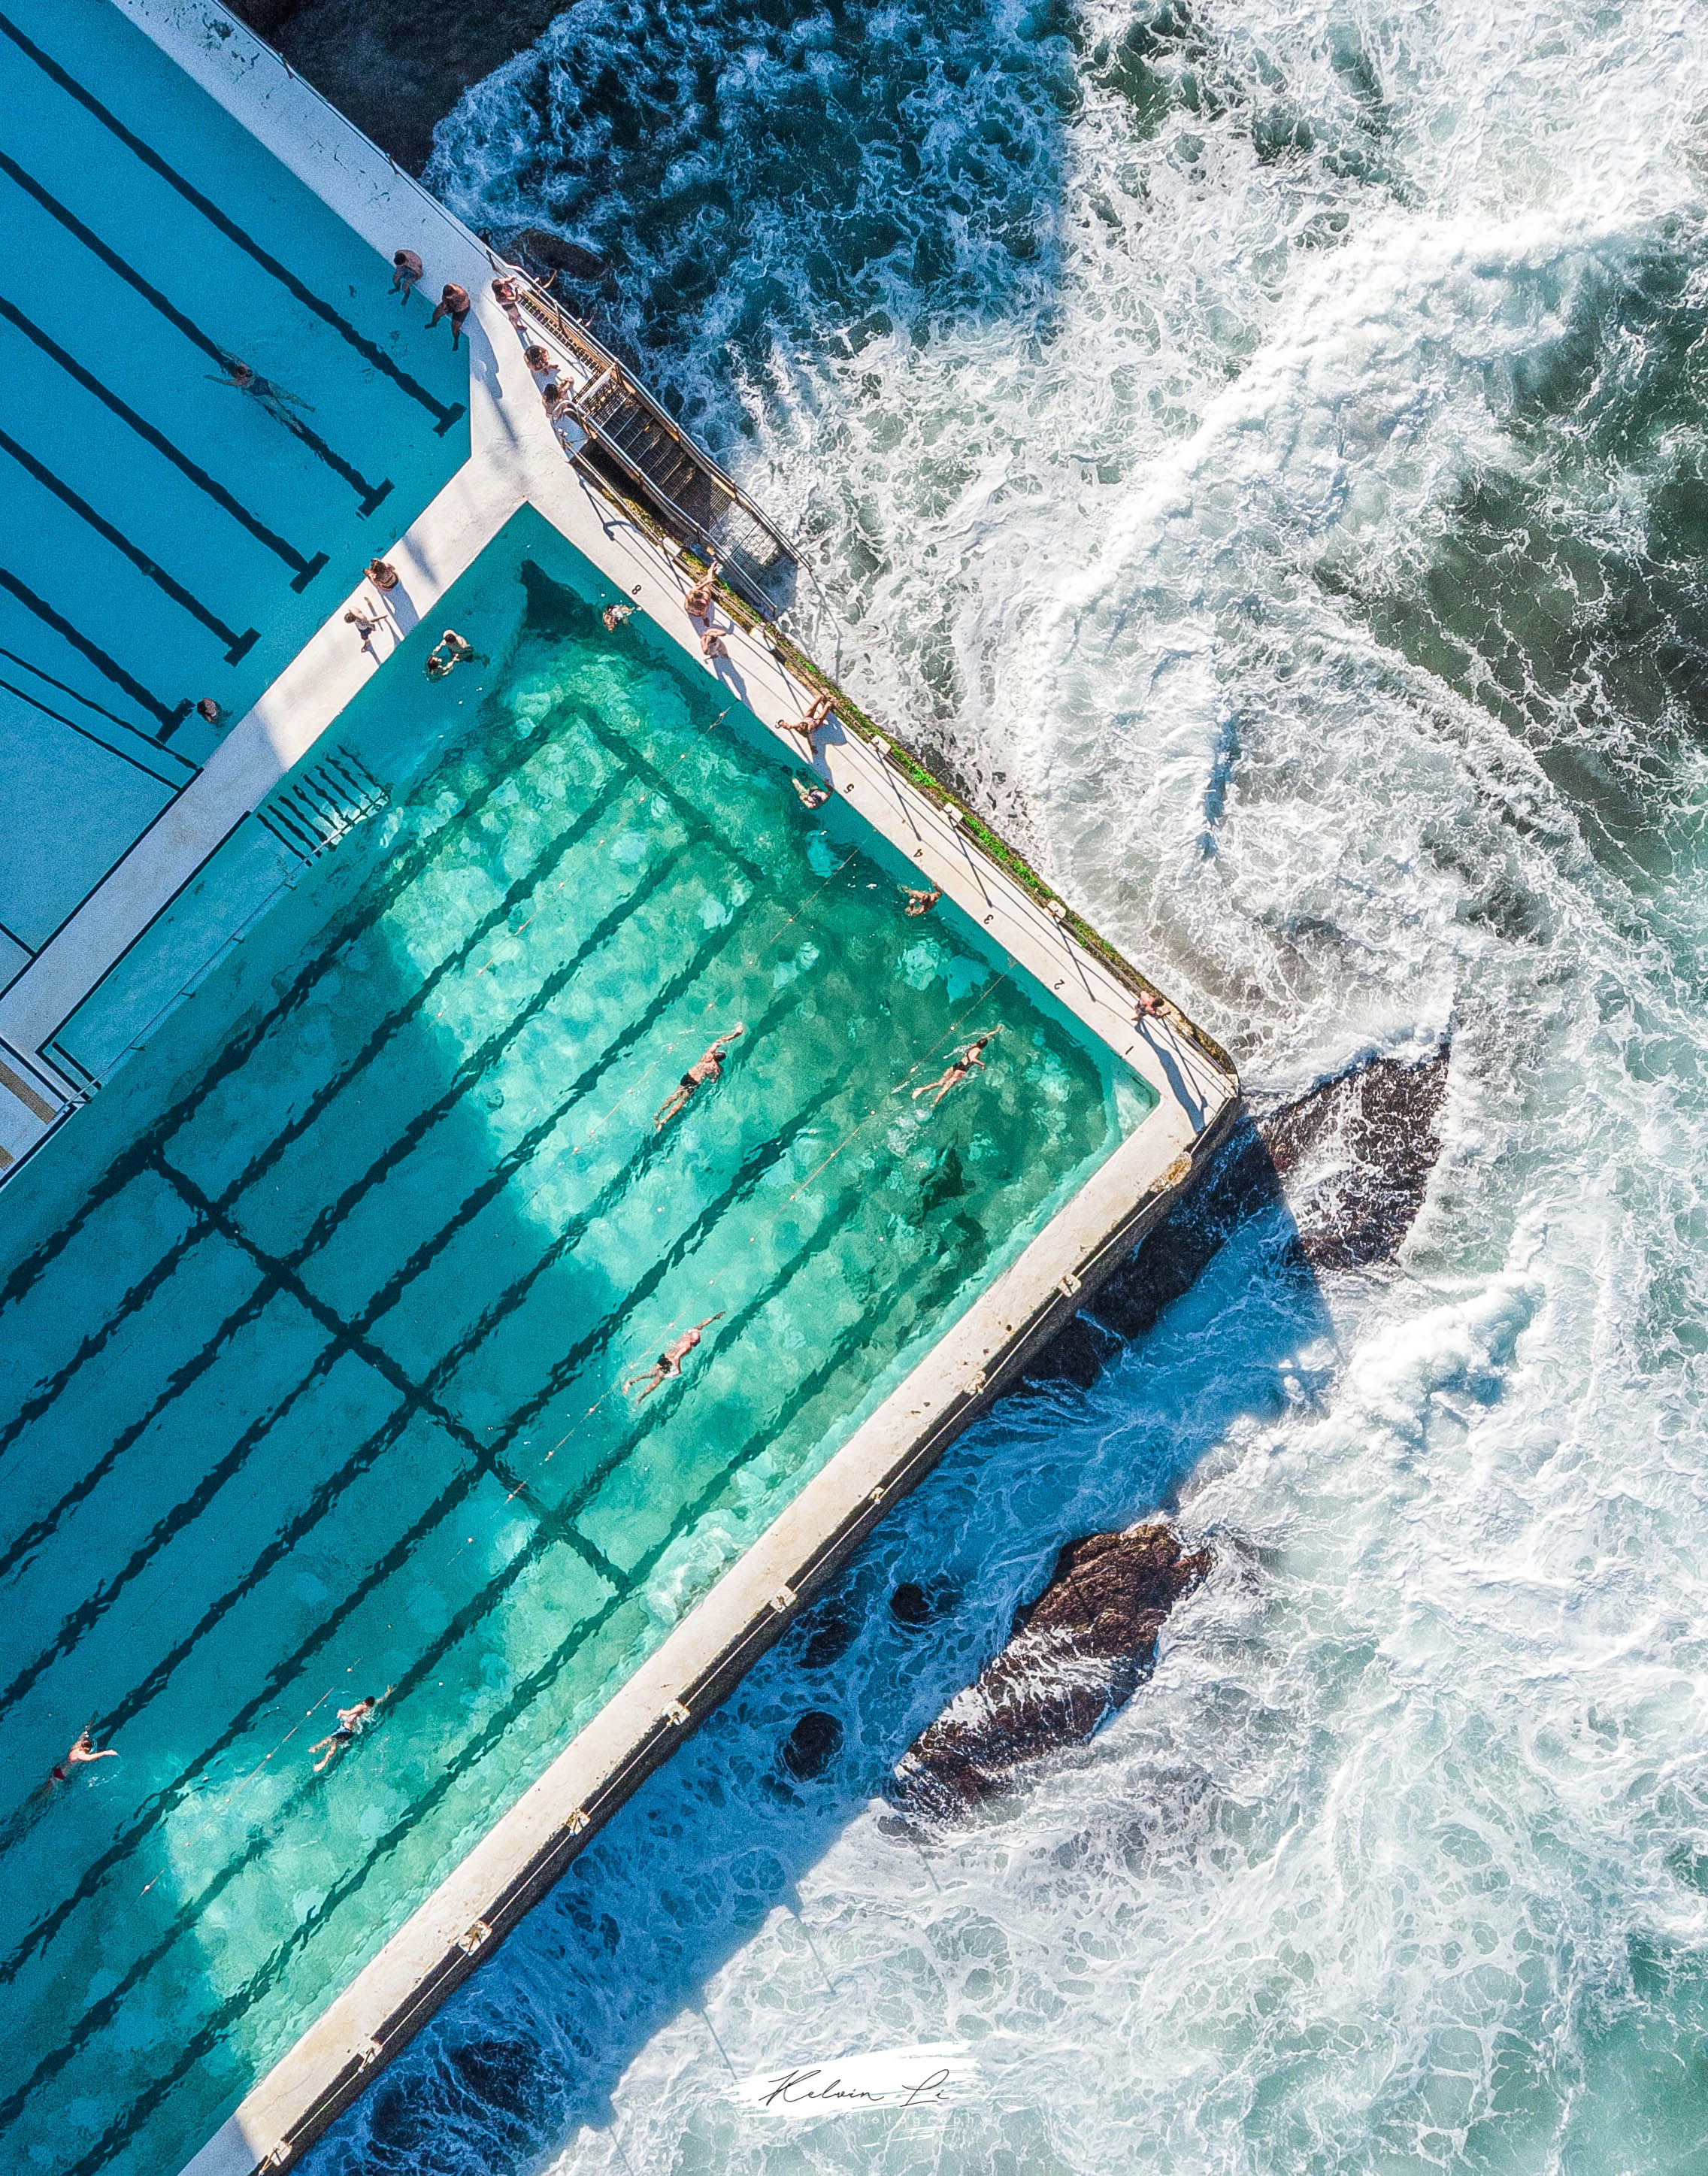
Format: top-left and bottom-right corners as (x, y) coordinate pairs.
(0, 507), (1156, 2176)
(0, 0), (469, 980)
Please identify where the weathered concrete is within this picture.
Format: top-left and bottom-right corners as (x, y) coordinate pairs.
(892, 1523), (1212, 1820)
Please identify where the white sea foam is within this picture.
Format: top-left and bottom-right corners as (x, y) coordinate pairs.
(310, 2), (1708, 2171)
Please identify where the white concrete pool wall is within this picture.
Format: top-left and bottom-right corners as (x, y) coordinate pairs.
(0, 7), (1243, 2168)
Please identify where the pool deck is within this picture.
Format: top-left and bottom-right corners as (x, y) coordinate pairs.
(3, 6), (1240, 2171)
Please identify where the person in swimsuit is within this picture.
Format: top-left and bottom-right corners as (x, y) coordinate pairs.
(344, 605), (382, 646)
(901, 886), (941, 917)
(624, 1316), (723, 1401)
(700, 624), (728, 662)
(779, 693), (834, 750)
(490, 276), (525, 328)
(195, 697), (225, 728)
(792, 774), (830, 811)
(425, 629), (479, 680)
(310, 1693), (386, 1773)
(365, 559), (400, 592)
(210, 356), (313, 426)
(603, 593), (638, 632)
(47, 1729), (117, 1786)
(683, 558), (721, 619)
(429, 282), (473, 347)
(910, 1029), (1000, 1109)
(390, 249), (424, 302)
(653, 1025), (744, 1130)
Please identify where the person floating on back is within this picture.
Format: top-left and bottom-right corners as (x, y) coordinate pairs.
(429, 282), (472, 347)
(624, 1316), (723, 1402)
(901, 886), (941, 917)
(910, 1029), (1000, 1109)
(390, 249), (424, 302)
(654, 1026), (744, 1131)
(47, 1728), (116, 1788)
(310, 1693), (388, 1773)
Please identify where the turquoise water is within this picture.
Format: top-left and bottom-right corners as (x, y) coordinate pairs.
(0, 0), (468, 974)
(0, 508), (1152, 2176)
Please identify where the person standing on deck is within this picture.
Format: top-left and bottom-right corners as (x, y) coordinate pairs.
(491, 276), (525, 328)
(624, 1317), (723, 1401)
(429, 283), (472, 347)
(653, 1026), (745, 1130)
(390, 249), (424, 302)
(910, 1029), (1000, 1109)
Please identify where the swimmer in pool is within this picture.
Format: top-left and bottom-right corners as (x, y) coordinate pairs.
(624, 1316), (723, 1401)
(311, 1693), (387, 1772)
(603, 593), (638, 632)
(909, 1029), (1000, 1109)
(210, 356), (313, 426)
(792, 775), (830, 810)
(653, 1026), (744, 1130)
(47, 1729), (116, 1787)
(901, 886), (941, 917)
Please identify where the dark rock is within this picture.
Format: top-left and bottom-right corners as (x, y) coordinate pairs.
(798, 1599), (859, 1671)
(225, 0), (572, 174)
(1093, 1045), (1448, 1339)
(504, 226), (607, 283)
(891, 1523), (1210, 1817)
(1017, 1311), (1116, 1392)
(780, 1710), (843, 1781)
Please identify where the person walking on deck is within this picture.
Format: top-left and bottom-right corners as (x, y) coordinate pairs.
(429, 283), (473, 347)
(390, 249), (424, 302)
(47, 1729), (116, 1787)
(625, 1316), (723, 1401)
(654, 1026), (744, 1130)
(311, 1693), (387, 1772)
(910, 1029), (1000, 1109)
(491, 276), (525, 328)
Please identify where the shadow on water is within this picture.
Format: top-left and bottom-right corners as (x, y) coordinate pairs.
(302, 1124), (1330, 2176)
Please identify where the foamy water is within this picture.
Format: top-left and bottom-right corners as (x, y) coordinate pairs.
(309, 1), (1708, 2168)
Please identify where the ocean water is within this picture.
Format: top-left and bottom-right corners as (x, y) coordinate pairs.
(307, 0), (1708, 2169)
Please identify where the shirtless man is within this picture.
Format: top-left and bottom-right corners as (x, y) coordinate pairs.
(344, 606), (382, 646)
(47, 1729), (117, 1787)
(311, 1693), (386, 1773)
(490, 275), (525, 328)
(624, 1315), (722, 1401)
(210, 356), (313, 426)
(700, 624), (728, 662)
(780, 692), (834, 749)
(910, 1029), (1000, 1109)
(683, 558), (721, 619)
(390, 249), (424, 302)
(654, 1025), (744, 1130)
(425, 629), (477, 680)
(429, 282), (473, 347)
(792, 774), (830, 811)
(901, 886), (941, 917)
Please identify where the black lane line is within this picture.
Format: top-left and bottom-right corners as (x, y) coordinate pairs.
(0, 423), (259, 662)
(211, 765), (639, 1214)
(0, 11), (466, 437)
(25, 1189), (883, 2165)
(159, 1159), (561, 1527)
(0, 296), (328, 589)
(0, 674), (185, 788)
(0, 565), (186, 733)
(0, 1229), (210, 1468)
(0, 699), (557, 1320)
(0, 640), (192, 755)
(0, 149), (392, 514)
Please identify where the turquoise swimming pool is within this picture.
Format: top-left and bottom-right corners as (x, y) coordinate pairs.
(0, 0), (468, 983)
(0, 508), (1155, 2176)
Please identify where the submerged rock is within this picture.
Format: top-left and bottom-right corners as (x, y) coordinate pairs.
(891, 1523), (1209, 1818)
(781, 1709), (843, 1781)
